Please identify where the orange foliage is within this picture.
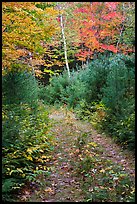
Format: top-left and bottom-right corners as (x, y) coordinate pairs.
(2, 2), (59, 74)
(72, 2), (124, 61)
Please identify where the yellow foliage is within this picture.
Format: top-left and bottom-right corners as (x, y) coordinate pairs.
(16, 168), (23, 173)
(41, 155), (48, 159)
(26, 148), (33, 154)
(88, 142), (98, 147)
(39, 149), (44, 153)
(2, 2), (59, 74)
(43, 166), (47, 170)
(100, 169), (105, 173)
(26, 155), (33, 161)
(9, 170), (14, 176)
(36, 158), (44, 163)
(22, 174), (26, 178)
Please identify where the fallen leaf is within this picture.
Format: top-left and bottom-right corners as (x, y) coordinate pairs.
(100, 169), (105, 173)
(44, 187), (55, 195)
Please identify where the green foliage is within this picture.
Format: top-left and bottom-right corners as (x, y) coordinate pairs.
(2, 69), (54, 201)
(41, 53), (134, 151)
(62, 73), (87, 108)
(38, 72), (70, 104)
(2, 68), (39, 106)
(102, 112), (135, 150)
(74, 54), (135, 151)
(121, 2), (135, 46)
(75, 100), (107, 125)
(101, 54), (135, 150)
(75, 99), (91, 120)
(42, 71), (87, 107)
(38, 83), (48, 103)
(79, 54), (111, 103)
(2, 102), (54, 201)
(35, 2), (56, 10)
(101, 54), (135, 113)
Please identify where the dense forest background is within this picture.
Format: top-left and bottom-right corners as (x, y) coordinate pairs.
(2, 2), (135, 202)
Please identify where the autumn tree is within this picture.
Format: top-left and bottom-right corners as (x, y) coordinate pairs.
(116, 2), (135, 54)
(3, 2), (134, 78)
(72, 3), (123, 62)
(2, 2), (59, 76)
(45, 2), (125, 68)
(42, 2), (83, 74)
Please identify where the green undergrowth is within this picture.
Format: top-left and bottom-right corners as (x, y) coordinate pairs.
(73, 137), (135, 202)
(42, 53), (135, 152)
(2, 70), (56, 201)
(75, 99), (135, 151)
(2, 102), (55, 202)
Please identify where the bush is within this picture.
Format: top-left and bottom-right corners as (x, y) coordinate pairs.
(101, 54), (135, 114)
(2, 69), (39, 106)
(2, 103), (54, 201)
(73, 54), (135, 151)
(75, 100), (107, 131)
(41, 71), (86, 107)
(102, 112), (135, 150)
(79, 54), (111, 103)
(41, 72), (70, 104)
(101, 54), (135, 150)
(62, 73), (87, 108)
(38, 83), (47, 103)
(2, 69), (54, 201)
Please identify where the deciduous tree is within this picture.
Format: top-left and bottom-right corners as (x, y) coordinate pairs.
(2, 2), (59, 75)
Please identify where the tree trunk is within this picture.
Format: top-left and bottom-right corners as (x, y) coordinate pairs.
(60, 13), (70, 78)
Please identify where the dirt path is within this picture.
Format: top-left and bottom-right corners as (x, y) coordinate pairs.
(20, 107), (135, 202)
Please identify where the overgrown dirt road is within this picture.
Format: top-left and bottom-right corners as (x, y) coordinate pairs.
(20, 107), (135, 202)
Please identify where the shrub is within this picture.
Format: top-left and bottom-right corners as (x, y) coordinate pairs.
(110, 112), (135, 150)
(75, 54), (135, 151)
(2, 69), (54, 201)
(41, 71), (87, 107)
(101, 54), (135, 114)
(2, 102), (54, 201)
(79, 54), (111, 103)
(41, 72), (70, 104)
(2, 69), (39, 106)
(62, 73), (87, 108)
(38, 83), (48, 103)
(75, 100), (107, 131)
(101, 54), (135, 150)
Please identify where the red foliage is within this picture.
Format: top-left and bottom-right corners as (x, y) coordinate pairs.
(74, 8), (88, 14)
(72, 2), (124, 61)
(102, 12), (119, 20)
(101, 44), (117, 53)
(56, 17), (60, 22)
(105, 2), (119, 10)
